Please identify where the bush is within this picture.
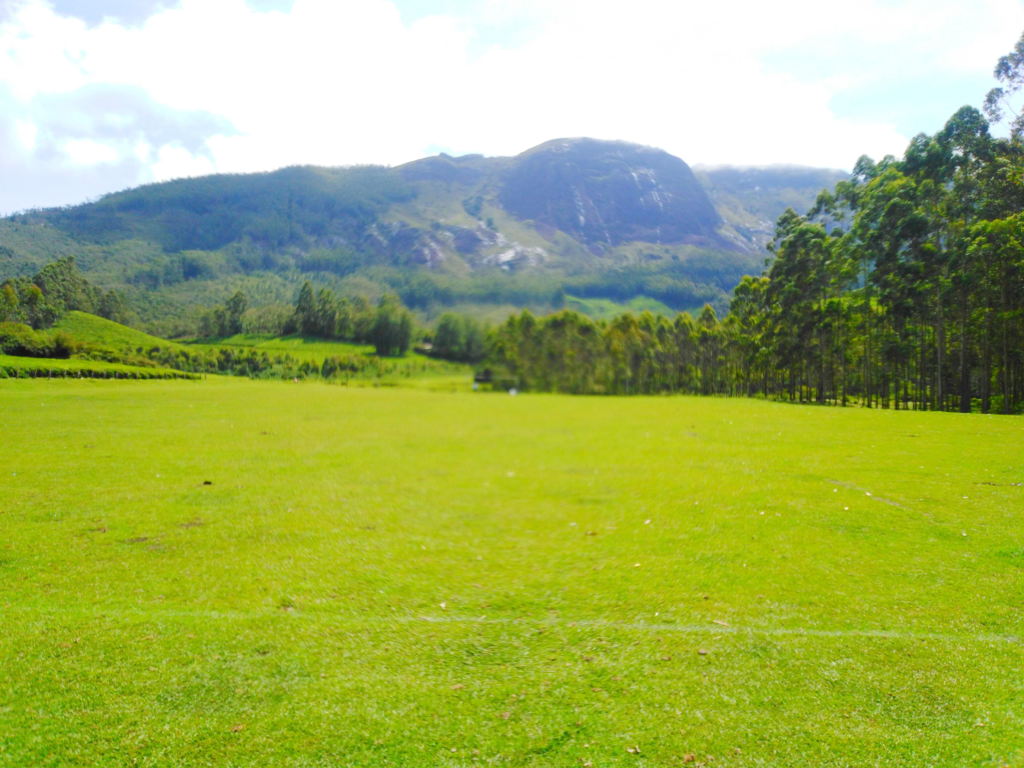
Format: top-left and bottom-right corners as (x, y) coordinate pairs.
(0, 322), (79, 359)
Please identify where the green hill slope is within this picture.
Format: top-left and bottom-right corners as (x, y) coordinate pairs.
(1, 141), (847, 333)
(53, 311), (188, 352)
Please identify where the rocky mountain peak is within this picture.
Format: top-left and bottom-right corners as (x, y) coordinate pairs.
(499, 138), (724, 252)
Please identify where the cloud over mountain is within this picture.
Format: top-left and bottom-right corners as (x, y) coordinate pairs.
(0, 0), (1021, 212)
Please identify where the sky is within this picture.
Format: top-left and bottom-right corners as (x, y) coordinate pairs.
(1, 0), (1022, 213)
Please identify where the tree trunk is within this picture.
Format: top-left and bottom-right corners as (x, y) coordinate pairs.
(819, 335), (826, 404)
(959, 310), (971, 413)
(936, 285), (944, 410)
(841, 311), (847, 407)
(982, 310), (992, 414)
(1003, 282), (1011, 414)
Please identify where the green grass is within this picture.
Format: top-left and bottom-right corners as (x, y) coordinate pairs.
(53, 311), (187, 353)
(188, 333), (376, 360)
(564, 294), (678, 321)
(2, 381), (1023, 766)
(0, 354), (193, 379)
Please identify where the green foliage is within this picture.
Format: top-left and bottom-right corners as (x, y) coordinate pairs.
(0, 354), (193, 379)
(722, 101), (1024, 414)
(0, 256), (133, 330)
(487, 308), (712, 395)
(34, 165), (415, 253)
(0, 322), (76, 359)
(0, 278), (63, 329)
(198, 290), (250, 337)
(275, 282), (417, 359)
(293, 281), (317, 335)
(33, 256), (97, 313)
(430, 313), (486, 363)
(369, 295), (413, 357)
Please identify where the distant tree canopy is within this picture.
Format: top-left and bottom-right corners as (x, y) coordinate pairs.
(0, 256), (132, 330)
(369, 296), (414, 357)
(198, 290), (249, 338)
(486, 307), (723, 395)
(36, 166), (415, 254)
(272, 280), (415, 356)
(431, 313), (487, 363)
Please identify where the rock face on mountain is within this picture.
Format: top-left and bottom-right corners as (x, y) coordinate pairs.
(498, 139), (723, 251)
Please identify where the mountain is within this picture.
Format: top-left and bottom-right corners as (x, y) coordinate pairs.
(694, 165), (851, 250)
(0, 139), (846, 334)
(498, 139), (724, 251)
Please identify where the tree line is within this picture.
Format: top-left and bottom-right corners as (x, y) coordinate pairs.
(483, 118), (1022, 410)
(0, 257), (132, 329)
(199, 281), (415, 357)
(477, 38), (1024, 414)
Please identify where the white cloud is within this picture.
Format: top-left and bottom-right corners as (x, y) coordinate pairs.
(63, 137), (119, 164)
(14, 118), (38, 150)
(1, 0), (1023, 210)
(151, 143), (216, 180)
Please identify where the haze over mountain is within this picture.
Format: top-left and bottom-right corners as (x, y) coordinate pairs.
(0, 138), (847, 333)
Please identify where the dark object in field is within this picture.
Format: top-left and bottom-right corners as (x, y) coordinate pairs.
(202, 480), (212, 486)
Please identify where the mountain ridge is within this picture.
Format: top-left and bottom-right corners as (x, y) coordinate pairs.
(0, 139), (847, 333)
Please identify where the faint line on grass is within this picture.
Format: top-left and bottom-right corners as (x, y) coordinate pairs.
(11, 606), (1018, 645)
(413, 615), (1018, 644)
(827, 479), (907, 509)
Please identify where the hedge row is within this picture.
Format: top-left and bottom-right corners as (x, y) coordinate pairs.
(0, 363), (197, 380)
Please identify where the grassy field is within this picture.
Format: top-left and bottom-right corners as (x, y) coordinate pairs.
(2, 380), (1023, 766)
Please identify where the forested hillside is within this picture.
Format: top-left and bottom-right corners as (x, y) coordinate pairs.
(0, 140), (805, 335)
